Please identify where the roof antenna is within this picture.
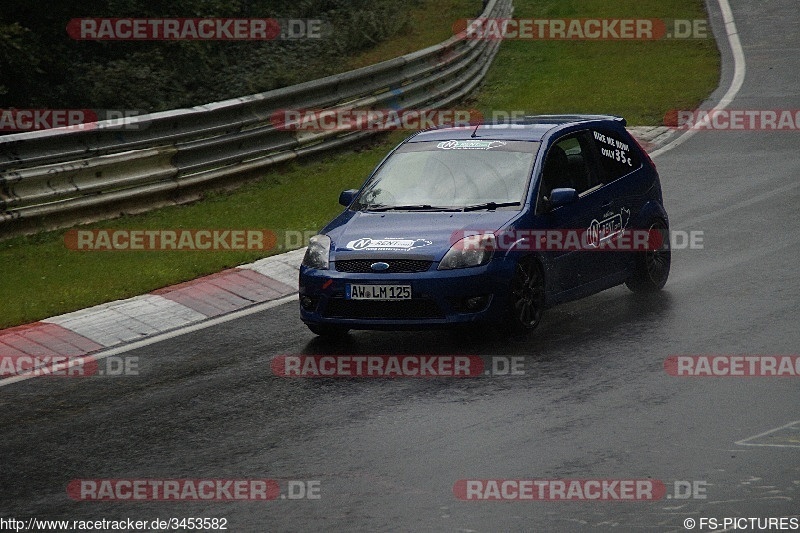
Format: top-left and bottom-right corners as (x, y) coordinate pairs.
(470, 122), (480, 138)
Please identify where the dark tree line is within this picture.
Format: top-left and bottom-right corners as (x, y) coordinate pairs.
(0, 0), (420, 112)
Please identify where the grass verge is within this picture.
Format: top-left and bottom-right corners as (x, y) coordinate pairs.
(0, 0), (720, 329)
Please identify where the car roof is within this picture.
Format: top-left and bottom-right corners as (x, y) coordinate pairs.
(408, 114), (626, 142)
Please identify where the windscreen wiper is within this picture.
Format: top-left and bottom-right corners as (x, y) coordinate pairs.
(461, 201), (521, 212)
(365, 204), (459, 212)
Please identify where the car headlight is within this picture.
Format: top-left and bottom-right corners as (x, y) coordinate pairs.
(302, 234), (331, 269)
(438, 233), (496, 270)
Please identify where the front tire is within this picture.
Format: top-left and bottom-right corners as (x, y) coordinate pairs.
(501, 257), (545, 333)
(626, 219), (671, 292)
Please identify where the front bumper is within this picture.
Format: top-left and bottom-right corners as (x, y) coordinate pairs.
(299, 257), (516, 330)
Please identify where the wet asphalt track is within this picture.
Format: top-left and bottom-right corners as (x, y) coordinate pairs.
(1, 0), (798, 531)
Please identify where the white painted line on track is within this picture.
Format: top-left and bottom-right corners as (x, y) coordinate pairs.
(0, 294), (298, 389)
(735, 420), (800, 449)
(650, 0), (746, 159)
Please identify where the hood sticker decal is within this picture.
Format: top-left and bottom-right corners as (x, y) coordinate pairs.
(344, 238), (433, 251)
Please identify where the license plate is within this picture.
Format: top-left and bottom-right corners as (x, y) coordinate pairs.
(346, 284), (411, 300)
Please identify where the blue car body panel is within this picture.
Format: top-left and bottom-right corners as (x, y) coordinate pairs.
(299, 115), (668, 331)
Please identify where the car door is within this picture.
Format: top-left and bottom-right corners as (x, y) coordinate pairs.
(534, 131), (618, 293)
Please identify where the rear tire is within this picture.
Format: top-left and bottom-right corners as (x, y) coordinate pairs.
(626, 219), (671, 292)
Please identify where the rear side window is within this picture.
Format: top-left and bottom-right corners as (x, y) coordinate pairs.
(590, 129), (641, 182)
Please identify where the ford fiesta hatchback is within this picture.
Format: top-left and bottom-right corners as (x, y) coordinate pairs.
(299, 115), (670, 336)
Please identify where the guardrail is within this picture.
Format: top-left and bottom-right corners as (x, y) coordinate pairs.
(0, 0), (511, 236)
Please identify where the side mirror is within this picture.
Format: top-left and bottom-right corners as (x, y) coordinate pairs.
(548, 188), (578, 209)
(339, 189), (359, 207)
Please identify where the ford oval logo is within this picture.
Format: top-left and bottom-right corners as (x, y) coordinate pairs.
(371, 262), (390, 271)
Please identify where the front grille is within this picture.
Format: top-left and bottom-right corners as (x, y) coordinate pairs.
(335, 259), (432, 273)
(323, 298), (444, 319)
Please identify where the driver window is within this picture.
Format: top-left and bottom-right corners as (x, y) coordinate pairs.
(539, 133), (596, 203)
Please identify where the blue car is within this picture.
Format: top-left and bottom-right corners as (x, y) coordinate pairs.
(299, 115), (670, 336)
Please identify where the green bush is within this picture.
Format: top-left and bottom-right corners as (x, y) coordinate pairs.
(0, 0), (421, 112)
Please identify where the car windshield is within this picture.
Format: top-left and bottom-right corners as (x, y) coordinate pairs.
(353, 140), (540, 210)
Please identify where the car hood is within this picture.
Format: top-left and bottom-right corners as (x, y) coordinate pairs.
(324, 210), (521, 261)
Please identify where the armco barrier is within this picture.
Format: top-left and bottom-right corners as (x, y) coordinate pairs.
(0, 0), (511, 235)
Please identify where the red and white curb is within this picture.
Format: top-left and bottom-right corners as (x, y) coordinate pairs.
(0, 248), (305, 368)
